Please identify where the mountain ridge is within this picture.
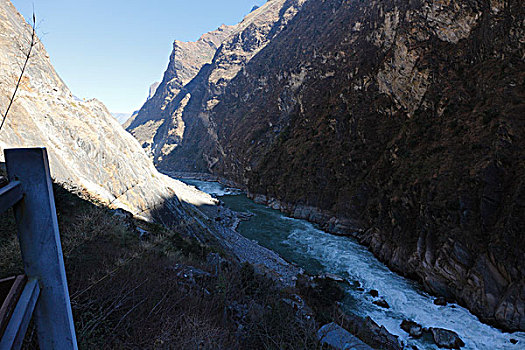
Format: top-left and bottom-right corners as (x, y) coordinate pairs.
(124, 24), (235, 157)
(133, 0), (525, 331)
(126, 0), (307, 166)
(0, 0), (216, 225)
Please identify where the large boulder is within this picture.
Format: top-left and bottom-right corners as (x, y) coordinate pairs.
(400, 320), (423, 338)
(429, 328), (465, 349)
(317, 323), (373, 350)
(373, 298), (390, 309)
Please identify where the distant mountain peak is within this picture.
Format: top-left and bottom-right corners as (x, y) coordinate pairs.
(125, 21), (236, 158)
(111, 112), (132, 125)
(148, 81), (160, 100)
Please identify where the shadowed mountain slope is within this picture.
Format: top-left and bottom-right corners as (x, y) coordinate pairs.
(137, 0), (524, 331)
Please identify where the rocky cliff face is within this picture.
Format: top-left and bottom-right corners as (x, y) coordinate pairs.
(124, 24), (235, 157)
(137, 0), (525, 331)
(127, 0), (307, 170)
(148, 81), (160, 100)
(0, 0), (216, 225)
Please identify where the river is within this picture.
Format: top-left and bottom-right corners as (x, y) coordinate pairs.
(180, 179), (524, 350)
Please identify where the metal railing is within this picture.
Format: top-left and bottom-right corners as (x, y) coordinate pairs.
(0, 148), (77, 350)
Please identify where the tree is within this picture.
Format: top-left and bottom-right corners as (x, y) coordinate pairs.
(0, 12), (36, 132)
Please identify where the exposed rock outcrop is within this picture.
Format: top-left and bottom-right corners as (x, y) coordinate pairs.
(124, 24), (235, 156)
(317, 322), (373, 350)
(130, 0), (525, 331)
(0, 0), (216, 225)
(127, 0), (307, 170)
(429, 328), (465, 349)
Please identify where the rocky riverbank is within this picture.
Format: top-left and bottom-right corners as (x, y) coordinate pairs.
(173, 176), (413, 349)
(173, 172), (525, 334)
(180, 202), (302, 288)
(248, 193), (362, 236)
(176, 178), (525, 348)
(246, 188), (524, 333)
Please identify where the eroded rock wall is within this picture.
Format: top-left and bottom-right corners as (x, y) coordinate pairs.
(125, 24), (234, 157)
(145, 0), (524, 330)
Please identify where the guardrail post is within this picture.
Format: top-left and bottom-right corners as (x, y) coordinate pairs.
(5, 148), (78, 349)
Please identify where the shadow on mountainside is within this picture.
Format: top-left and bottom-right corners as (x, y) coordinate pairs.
(0, 168), (321, 349)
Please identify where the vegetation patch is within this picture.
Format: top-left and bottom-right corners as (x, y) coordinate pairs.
(0, 176), (320, 349)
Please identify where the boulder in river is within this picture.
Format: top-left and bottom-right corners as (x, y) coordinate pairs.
(337, 310), (403, 350)
(429, 327), (465, 349)
(317, 322), (373, 350)
(373, 298), (390, 309)
(400, 320), (423, 338)
(369, 289), (379, 297)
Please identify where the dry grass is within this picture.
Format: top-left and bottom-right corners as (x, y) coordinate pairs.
(0, 209), (22, 277)
(0, 181), (319, 349)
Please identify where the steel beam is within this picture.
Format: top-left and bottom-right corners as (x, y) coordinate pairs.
(0, 278), (40, 350)
(5, 148), (78, 350)
(0, 181), (22, 214)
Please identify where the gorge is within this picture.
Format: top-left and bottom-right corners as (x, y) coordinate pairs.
(183, 178), (524, 349)
(0, 0), (523, 348)
(129, 0), (525, 334)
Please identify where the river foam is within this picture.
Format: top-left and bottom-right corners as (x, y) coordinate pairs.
(283, 219), (525, 349)
(181, 179), (242, 197)
(181, 179), (525, 350)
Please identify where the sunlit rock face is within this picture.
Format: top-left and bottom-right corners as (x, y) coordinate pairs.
(124, 24), (235, 158)
(127, 0), (307, 170)
(0, 0), (216, 224)
(133, 0), (524, 331)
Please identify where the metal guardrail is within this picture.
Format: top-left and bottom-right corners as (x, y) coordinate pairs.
(0, 278), (40, 350)
(0, 148), (78, 350)
(0, 182), (23, 215)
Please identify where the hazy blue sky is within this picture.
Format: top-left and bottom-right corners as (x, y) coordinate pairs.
(11, 0), (266, 113)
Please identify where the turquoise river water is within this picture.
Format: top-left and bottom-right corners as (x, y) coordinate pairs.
(180, 179), (524, 350)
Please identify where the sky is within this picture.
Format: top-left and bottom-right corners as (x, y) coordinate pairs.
(11, 0), (267, 113)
